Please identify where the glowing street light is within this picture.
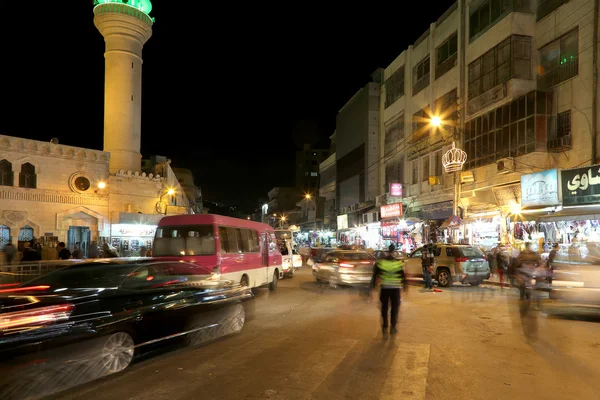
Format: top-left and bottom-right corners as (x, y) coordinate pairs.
(97, 181), (106, 189)
(167, 188), (175, 195)
(305, 193), (312, 200)
(430, 116), (442, 127)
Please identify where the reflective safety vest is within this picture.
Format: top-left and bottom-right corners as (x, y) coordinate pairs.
(378, 259), (404, 287)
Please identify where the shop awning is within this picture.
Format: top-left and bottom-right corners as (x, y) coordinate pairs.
(537, 206), (600, 222)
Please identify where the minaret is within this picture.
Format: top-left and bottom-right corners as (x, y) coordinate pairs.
(93, 0), (153, 173)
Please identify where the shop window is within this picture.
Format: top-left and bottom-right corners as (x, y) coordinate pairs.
(18, 226), (34, 242)
(0, 160), (13, 186)
(0, 225), (10, 251)
(385, 66), (405, 108)
(19, 163), (36, 189)
(538, 29), (578, 90)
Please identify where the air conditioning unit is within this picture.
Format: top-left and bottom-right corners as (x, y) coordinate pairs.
(375, 194), (386, 207)
(362, 212), (379, 224)
(497, 158), (515, 174)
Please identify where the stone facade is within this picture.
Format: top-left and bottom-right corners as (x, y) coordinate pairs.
(0, 134), (190, 252)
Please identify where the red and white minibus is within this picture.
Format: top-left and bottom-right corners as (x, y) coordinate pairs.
(152, 214), (283, 290)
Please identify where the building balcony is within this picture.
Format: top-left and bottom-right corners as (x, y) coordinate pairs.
(435, 54), (457, 80)
(413, 74), (430, 96)
(537, 59), (578, 91)
(537, 0), (569, 21)
(547, 134), (572, 153)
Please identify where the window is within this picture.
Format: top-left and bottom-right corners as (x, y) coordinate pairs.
(19, 163), (36, 189)
(385, 154), (404, 190)
(121, 263), (209, 290)
(412, 106), (431, 142)
(0, 225), (9, 251)
(422, 156), (430, 182)
(537, 0), (568, 21)
(464, 91), (549, 170)
(556, 110), (571, 138)
(384, 115), (404, 157)
(153, 225), (216, 256)
(469, 0), (528, 42)
(412, 160), (419, 184)
(468, 35), (532, 99)
(538, 29), (578, 90)
(385, 66), (405, 108)
(434, 89), (458, 126)
(0, 160), (13, 186)
(74, 176), (91, 191)
(18, 226), (34, 242)
(413, 56), (431, 95)
(310, 172), (318, 177)
(433, 150), (443, 177)
(436, 32), (458, 79)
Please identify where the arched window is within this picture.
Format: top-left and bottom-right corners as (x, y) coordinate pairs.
(19, 225), (34, 242)
(19, 163), (36, 189)
(0, 225), (10, 251)
(0, 159), (13, 186)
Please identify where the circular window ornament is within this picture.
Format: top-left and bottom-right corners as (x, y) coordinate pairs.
(75, 176), (91, 191)
(69, 173), (94, 194)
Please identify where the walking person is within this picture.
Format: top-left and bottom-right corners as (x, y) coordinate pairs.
(370, 244), (407, 337)
(421, 243), (435, 290)
(497, 246), (510, 288)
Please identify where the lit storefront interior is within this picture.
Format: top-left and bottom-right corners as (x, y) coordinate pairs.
(108, 213), (163, 257)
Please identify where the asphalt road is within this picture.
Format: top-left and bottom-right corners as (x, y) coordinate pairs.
(48, 268), (600, 400)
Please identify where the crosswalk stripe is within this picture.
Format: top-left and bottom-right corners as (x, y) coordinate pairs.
(379, 343), (431, 400)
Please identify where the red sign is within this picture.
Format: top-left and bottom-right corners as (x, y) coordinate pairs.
(389, 183), (403, 197)
(380, 202), (403, 219)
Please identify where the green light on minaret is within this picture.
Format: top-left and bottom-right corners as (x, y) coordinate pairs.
(94, 0), (153, 15)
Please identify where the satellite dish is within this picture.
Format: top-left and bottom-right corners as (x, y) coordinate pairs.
(50, 138), (59, 144)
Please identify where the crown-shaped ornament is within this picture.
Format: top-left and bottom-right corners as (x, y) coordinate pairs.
(442, 142), (467, 173)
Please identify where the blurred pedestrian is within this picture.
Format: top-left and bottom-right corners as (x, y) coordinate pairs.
(3, 242), (15, 266)
(88, 241), (99, 258)
(57, 242), (71, 260)
(370, 244), (407, 337)
(139, 246), (147, 257)
(497, 246), (510, 288)
(72, 242), (84, 259)
(421, 243), (434, 290)
(22, 242), (41, 262)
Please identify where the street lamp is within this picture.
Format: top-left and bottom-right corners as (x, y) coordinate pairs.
(305, 193), (312, 200)
(430, 115), (467, 243)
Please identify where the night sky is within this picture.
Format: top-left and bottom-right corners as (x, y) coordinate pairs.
(0, 1), (455, 211)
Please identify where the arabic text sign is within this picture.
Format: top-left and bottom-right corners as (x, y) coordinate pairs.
(520, 169), (560, 208)
(380, 203), (403, 219)
(562, 164), (600, 206)
(390, 183), (403, 197)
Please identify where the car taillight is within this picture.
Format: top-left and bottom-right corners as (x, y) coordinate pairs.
(0, 304), (74, 332)
(339, 263), (354, 268)
(455, 257), (468, 263)
(0, 285), (50, 294)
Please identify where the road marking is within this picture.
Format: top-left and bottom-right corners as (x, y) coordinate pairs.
(379, 343), (431, 400)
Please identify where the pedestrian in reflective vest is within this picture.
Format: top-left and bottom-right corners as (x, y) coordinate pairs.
(371, 244), (407, 336)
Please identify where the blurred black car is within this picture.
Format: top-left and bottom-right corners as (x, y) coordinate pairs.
(0, 259), (253, 399)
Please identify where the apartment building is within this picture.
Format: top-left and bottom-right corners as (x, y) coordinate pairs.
(379, 0), (597, 246)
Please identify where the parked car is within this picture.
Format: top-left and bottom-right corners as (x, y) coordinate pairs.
(312, 250), (375, 288)
(403, 244), (490, 287)
(0, 259), (253, 398)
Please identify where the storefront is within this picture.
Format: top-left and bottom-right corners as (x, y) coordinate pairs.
(419, 201), (454, 244)
(109, 213), (163, 257)
(534, 164), (600, 255)
(511, 168), (561, 252)
(464, 214), (501, 251)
